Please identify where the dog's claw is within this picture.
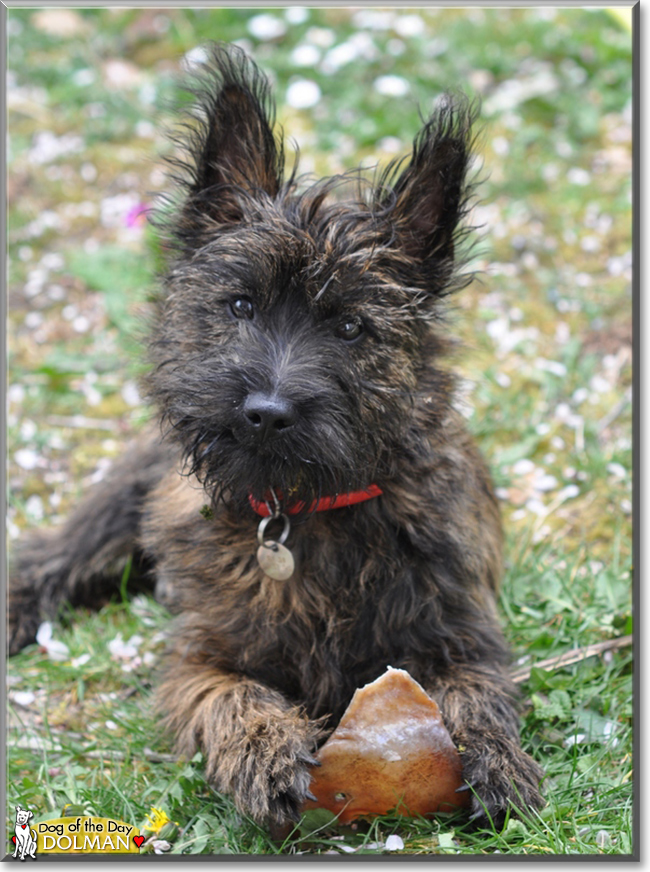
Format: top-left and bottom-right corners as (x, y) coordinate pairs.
(305, 790), (318, 803)
(455, 783), (472, 793)
(299, 751), (321, 767)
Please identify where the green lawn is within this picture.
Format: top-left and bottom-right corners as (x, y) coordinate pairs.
(7, 7), (633, 856)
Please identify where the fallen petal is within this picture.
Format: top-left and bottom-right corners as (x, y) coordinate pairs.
(35, 622), (53, 645)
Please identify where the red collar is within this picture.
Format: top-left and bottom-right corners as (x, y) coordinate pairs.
(249, 484), (383, 517)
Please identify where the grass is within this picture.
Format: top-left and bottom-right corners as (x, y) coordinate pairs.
(7, 6), (633, 857)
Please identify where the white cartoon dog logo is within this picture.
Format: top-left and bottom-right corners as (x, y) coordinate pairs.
(12, 806), (37, 860)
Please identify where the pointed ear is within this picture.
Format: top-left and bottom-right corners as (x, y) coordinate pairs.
(172, 44), (284, 239)
(381, 96), (478, 276)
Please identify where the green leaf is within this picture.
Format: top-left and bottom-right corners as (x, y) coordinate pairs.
(298, 808), (339, 836)
(532, 692), (568, 721)
(572, 709), (618, 743)
(494, 435), (542, 467)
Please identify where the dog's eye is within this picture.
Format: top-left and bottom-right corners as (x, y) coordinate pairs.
(336, 318), (363, 342)
(229, 297), (254, 320)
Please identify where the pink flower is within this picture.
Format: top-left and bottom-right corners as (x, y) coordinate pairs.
(125, 203), (150, 228)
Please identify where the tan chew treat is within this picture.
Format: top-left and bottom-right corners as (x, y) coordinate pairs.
(303, 668), (470, 823)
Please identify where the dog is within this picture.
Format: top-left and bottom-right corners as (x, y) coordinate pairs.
(9, 43), (543, 829)
(13, 807), (37, 860)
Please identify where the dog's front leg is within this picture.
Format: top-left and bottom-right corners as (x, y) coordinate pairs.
(428, 664), (544, 825)
(156, 656), (321, 825)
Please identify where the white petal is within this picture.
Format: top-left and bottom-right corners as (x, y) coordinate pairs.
(564, 733), (587, 747)
(45, 640), (70, 661)
(15, 449), (40, 470)
(374, 75), (409, 97)
(36, 622), (53, 645)
(286, 80), (321, 109)
(291, 45), (321, 67)
(247, 14), (287, 41)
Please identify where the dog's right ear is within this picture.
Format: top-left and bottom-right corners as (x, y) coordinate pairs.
(170, 44), (284, 244)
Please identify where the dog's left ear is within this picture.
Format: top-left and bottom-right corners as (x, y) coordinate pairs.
(380, 97), (477, 278)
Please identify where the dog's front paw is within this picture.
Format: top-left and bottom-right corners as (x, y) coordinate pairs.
(215, 719), (320, 826)
(265, 749), (319, 826)
(460, 741), (544, 827)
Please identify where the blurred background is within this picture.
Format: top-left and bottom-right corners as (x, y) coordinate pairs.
(6, 6), (634, 856)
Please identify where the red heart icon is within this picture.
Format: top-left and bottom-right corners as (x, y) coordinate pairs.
(11, 836), (16, 844)
(21, 824), (27, 829)
(133, 835), (145, 849)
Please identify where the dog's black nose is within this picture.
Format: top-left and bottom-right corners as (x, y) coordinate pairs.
(243, 393), (298, 441)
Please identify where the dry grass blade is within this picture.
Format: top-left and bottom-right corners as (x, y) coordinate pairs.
(510, 635), (633, 684)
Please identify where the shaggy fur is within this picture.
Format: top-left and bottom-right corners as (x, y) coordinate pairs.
(10, 44), (543, 828)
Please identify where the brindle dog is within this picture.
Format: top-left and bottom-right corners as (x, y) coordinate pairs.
(10, 44), (543, 828)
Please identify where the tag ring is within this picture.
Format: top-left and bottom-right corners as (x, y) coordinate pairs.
(257, 513), (290, 547)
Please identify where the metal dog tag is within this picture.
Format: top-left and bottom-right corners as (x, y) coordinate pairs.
(256, 541), (295, 581)
(256, 512), (294, 580)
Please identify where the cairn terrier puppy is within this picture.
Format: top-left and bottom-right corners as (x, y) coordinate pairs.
(10, 44), (543, 827)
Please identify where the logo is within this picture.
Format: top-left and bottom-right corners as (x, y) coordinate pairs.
(11, 807), (37, 861)
(9, 810), (142, 857)
(33, 818), (142, 855)
(9, 805), (179, 857)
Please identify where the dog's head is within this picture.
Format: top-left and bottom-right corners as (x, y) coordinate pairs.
(147, 44), (478, 512)
(15, 807), (33, 826)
